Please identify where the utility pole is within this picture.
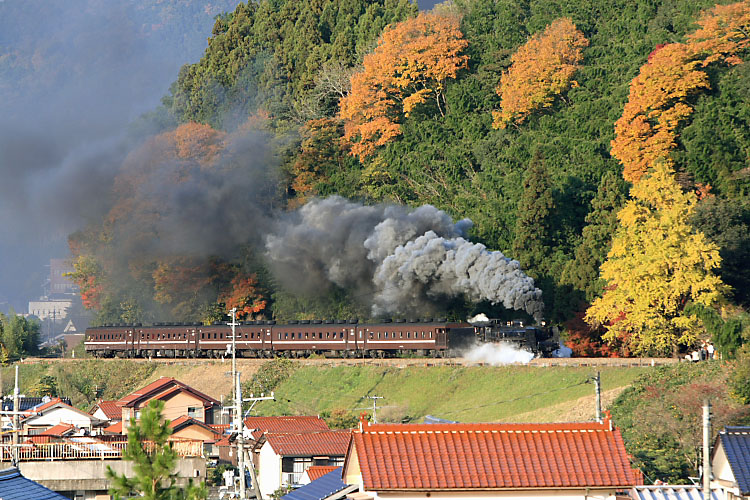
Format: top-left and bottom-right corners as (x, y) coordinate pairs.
(243, 393), (273, 500)
(229, 307), (239, 401)
(363, 396), (384, 423)
(593, 372), (602, 423)
(703, 399), (712, 499)
(13, 366), (19, 466)
(235, 371), (246, 500)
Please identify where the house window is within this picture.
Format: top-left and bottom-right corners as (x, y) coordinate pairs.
(188, 407), (199, 418)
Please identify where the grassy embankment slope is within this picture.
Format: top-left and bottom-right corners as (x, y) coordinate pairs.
(1, 360), (646, 423)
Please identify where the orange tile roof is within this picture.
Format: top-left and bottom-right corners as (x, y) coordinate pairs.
(118, 377), (220, 408)
(103, 421), (123, 434)
(306, 466), (340, 481)
(23, 398), (64, 416)
(244, 416), (330, 433)
(91, 400), (122, 420)
(23, 435), (54, 444)
(39, 423), (76, 437)
(265, 430), (351, 457)
(351, 417), (642, 491)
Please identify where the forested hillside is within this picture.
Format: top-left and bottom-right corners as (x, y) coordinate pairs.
(64, 0), (750, 357)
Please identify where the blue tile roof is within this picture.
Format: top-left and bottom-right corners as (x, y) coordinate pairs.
(0, 467), (69, 500)
(282, 468), (349, 500)
(720, 426), (750, 495)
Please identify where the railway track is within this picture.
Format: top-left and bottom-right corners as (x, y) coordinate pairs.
(20, 356), (678, 367)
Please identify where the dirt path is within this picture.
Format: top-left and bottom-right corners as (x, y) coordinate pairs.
(507, 387), (627, 423)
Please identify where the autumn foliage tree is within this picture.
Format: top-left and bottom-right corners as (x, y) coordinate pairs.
(492, 18), (588, 129)
(585, 162), (726, 356)
(610, 43), (709, 183)
(611, 1), (750, 183)
(67, 254), (105, 309)
(339, 12), (469, 159)
(218, 274), (267, 320)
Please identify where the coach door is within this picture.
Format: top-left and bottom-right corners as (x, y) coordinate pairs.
(347, 327), (357, 350)
(436, 327), (447, 349)
(189, 329), (197, 355)
(126, 329), (134, 356)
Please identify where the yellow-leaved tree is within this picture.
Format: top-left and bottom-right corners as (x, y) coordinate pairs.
(585, 162), (726, 356)
(492, 18), (588, 129)
(339, 12), (469, 160)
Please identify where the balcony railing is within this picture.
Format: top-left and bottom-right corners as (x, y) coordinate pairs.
(0, 438), (203, 462)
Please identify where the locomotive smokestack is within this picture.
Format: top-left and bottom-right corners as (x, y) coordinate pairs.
(265, 196), (544, 319)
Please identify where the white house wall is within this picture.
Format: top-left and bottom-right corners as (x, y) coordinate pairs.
(258, 440), (282, 498)
(25, 407), (95, 429)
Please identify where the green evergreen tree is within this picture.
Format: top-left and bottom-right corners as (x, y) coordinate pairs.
(512, 153), (555, 278)
(107, 400), (207, 500)
(561, 171), (629, 301)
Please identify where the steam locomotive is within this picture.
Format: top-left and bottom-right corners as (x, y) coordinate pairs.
(473, 319), (559, 357)
(84, 318), (557, 359)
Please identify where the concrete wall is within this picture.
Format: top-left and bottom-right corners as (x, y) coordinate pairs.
(19, 457), (206, 493)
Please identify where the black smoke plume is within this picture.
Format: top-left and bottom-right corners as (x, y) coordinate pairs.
(265, 196), (544, 320)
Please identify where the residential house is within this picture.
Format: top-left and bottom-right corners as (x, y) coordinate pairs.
(0, 397), (72, 434)
(712, 426), (750, 499)
(116, 377), (221, 432)
(343, 416), (642, 500)
(19, 398), (106, 436)
(88, 400), (122, 425)
(283, 467), (357, 500)
(0, 467), (69, 500)
(256, 430), (352, 498)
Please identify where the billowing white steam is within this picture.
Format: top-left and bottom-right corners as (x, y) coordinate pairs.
(462, 342), (535, 365)
(265, 196), (544, 319)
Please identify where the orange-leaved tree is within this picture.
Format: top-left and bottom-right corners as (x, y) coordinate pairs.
(492, 18), (588, 129)
(339, 12), (468, 160)
(611, 0), (749, 183)
(688, 0), (750, 66)
(67, 254), (105, 309)
(610, 43), (709, 183)
(218, 274), (268, 320)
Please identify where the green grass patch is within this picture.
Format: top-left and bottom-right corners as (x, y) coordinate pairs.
(254, 365), (648, 423)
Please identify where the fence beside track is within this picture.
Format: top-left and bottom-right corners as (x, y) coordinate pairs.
(19, 356), (679, 367)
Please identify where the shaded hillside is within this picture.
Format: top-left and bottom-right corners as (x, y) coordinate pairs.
(53, 0), (750, 357)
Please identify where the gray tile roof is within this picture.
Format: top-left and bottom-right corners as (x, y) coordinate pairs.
(720, 426), (750, 495)
(0, 467), (69, 500)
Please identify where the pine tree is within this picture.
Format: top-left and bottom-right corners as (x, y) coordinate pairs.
(107, 400), (207, 500)
(585, 162), (726, 356)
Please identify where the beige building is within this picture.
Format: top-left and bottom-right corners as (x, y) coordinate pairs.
(116, 377), (222, 433)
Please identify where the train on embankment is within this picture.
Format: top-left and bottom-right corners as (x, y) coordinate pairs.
(84, 318), (559, 359)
